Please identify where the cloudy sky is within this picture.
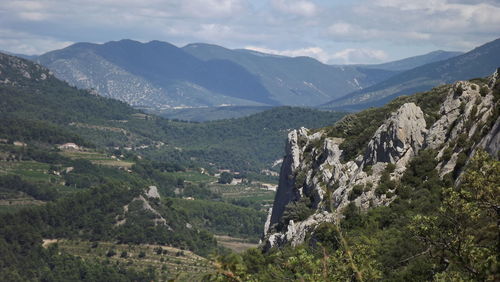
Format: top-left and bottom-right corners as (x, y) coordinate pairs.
(1, 0), (499, 64)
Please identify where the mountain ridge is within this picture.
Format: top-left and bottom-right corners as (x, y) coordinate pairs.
(323, 38), (500, 110)
(354, 50), (463, 71)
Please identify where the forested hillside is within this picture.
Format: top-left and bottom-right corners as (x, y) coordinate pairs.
(1, 53), (346, 176)
(0, 52), (273, 280)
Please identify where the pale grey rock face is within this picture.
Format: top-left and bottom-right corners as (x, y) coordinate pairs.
(268, 129), (303, 227)
(263, 207), (273, 235)
(432, 73), (498, 176)
(479, 117), (500, 157)
(427, 81), (486, 150)
(115, 189), (172, 230)
(0, 53), (53, 85)
(146, 185), (161, 199)
(364, 102), (426, 174)
(265, 103), (425, 247)
(264, 212), (335, 250)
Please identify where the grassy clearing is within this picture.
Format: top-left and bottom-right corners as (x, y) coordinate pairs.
(0, 193), (45, 213)
(60, 150), (134, 168)
(164, 170), (216, 183)
(215, 235), (259, 253)
(0, 161), (53, 182)
(210, 183), (275, 210)
(46, 239), (215, 281)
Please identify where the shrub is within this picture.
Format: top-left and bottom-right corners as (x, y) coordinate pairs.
(441, 147), (453, 163)
(106, 249), (116, 257)
(155, 247), (163, 255)
(455, 84), (464, 96)
(363, 165), (373, 175)
(386, 163), (396, 173)
(281, 197), (314, 225)
(348, 185), (364, 200)
(479, 86), (489, 97)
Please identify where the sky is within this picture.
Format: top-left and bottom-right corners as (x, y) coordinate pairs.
(1, 0), (499, 64)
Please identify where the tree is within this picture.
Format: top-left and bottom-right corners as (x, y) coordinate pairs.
(218, 172), (233, 184)
(411, 150), (499, 280)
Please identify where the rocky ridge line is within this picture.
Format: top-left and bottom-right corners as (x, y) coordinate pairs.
(264, 70), (499, 249)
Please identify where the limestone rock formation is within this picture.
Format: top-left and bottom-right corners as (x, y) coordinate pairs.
(364, 103), (426, 174)
(115, 187), (172, 230)
(264, 71), (500, 249)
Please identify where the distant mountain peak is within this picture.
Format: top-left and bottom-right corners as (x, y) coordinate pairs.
(322, 37), (500, 110)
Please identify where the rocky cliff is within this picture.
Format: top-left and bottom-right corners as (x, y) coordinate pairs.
(264, 70), (500, 249)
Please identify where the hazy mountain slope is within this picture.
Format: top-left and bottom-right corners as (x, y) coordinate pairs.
(37, 40), (275, 108)
(37, 40), (398, 108)
(153, 105), (273, 122)
(323, 38), (500, 110)
(0, 52), (346, 174)
(183, 43), (398, 106)
(358, 50), (462, 71)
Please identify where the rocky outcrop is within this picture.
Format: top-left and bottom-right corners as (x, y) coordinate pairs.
(269, 128), (320, 228)
(364, 103), (426, 174)
(115, 186), (172, 229)
(145, 185), (161, 199)
(265, 102), (426, 247)
(265, 212), (335, 250)
(479, 118), (500, 157)
(264, 71), (500, 249)
(0, 53), (53, 85)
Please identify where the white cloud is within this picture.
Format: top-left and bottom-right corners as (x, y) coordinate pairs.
(245, 46), (331, 62)
(0, 0), (497, 63)
(330, 48), (388, 64)
(271, 0), (317, 17)
(328, 22), (430, 42)
(244, 45), (388, 64)
(372, 0), (500, 32)
(181, 0), (248, 18)
(18, 12), (49, 21)
(0, 29), (73, 55)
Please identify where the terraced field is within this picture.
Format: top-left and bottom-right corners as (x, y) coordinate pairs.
(46, 240), (215, 281)
(210, 182), (275, 211)
(60, 150), (134, 168)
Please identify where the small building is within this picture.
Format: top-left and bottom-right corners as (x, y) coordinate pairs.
(58, 142), (80, 150)
(13, 141), (27, 147)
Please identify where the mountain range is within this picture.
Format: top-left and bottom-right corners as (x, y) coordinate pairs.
(8, 37), (496, 115)
(34, 40), (466, 111)
(323, 38), (500, 110)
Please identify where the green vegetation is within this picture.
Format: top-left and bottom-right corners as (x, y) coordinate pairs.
(1, 54), (346, 176)
(171, 198), (266, 240)
(280, 197), (315, 228)
(218, 171), (233, 184)
(211, 183), (276, 211)
(52, 240), (214, 280)
(324, 85), (449, 161)
(208, 149), (499, 281)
